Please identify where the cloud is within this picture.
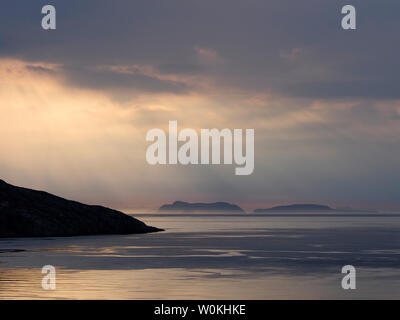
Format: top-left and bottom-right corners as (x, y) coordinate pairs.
(279, 48), (305, 61)
(63, 64), (191, 96)
(1, 0), (399, 100)
(194, 46), (223, 65)
(2, 57), (400, 210)
(1, 1), (400, 210)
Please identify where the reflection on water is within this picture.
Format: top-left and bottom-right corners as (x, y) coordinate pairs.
(2, 267), (399, 300)
(1, 214), (400, 299)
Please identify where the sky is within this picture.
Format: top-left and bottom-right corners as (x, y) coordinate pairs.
(0, 0), (399, 211)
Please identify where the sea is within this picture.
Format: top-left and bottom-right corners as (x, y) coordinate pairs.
(0, 213), (399, 299)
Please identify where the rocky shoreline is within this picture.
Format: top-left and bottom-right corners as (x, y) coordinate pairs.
(0, 179), (163, 238)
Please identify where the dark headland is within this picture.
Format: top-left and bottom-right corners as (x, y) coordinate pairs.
(0, 179), (162, 238)
(254, 204), (333, 213)
(159, 201), (244, 213)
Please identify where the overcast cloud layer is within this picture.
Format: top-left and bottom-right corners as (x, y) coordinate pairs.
(0, 1), (399, 211)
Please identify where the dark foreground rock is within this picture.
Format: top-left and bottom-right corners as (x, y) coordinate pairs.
(0, 179), (163, 238)
(159, 201), (244, 213)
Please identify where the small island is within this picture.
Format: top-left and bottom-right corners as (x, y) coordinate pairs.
(159, 201), (244, 213)
(254, 204), (333, 213)
(0, 179), (162, 238)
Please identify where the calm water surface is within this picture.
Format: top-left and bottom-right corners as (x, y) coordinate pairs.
(0, 213), (400, 299)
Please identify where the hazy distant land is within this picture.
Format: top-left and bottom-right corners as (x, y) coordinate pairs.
(159, 201), (244, 213)
(254, 204), (332, 213)
(159, 201), (378, 214)
(254, 204), (377, 213)
(0, 175), (380, 239)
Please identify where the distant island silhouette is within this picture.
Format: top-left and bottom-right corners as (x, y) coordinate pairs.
(254, 204), (333, 213)
(159, 201), (244, 213)
(0, 179), (162, 238)
(254, 203), (377, 213)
